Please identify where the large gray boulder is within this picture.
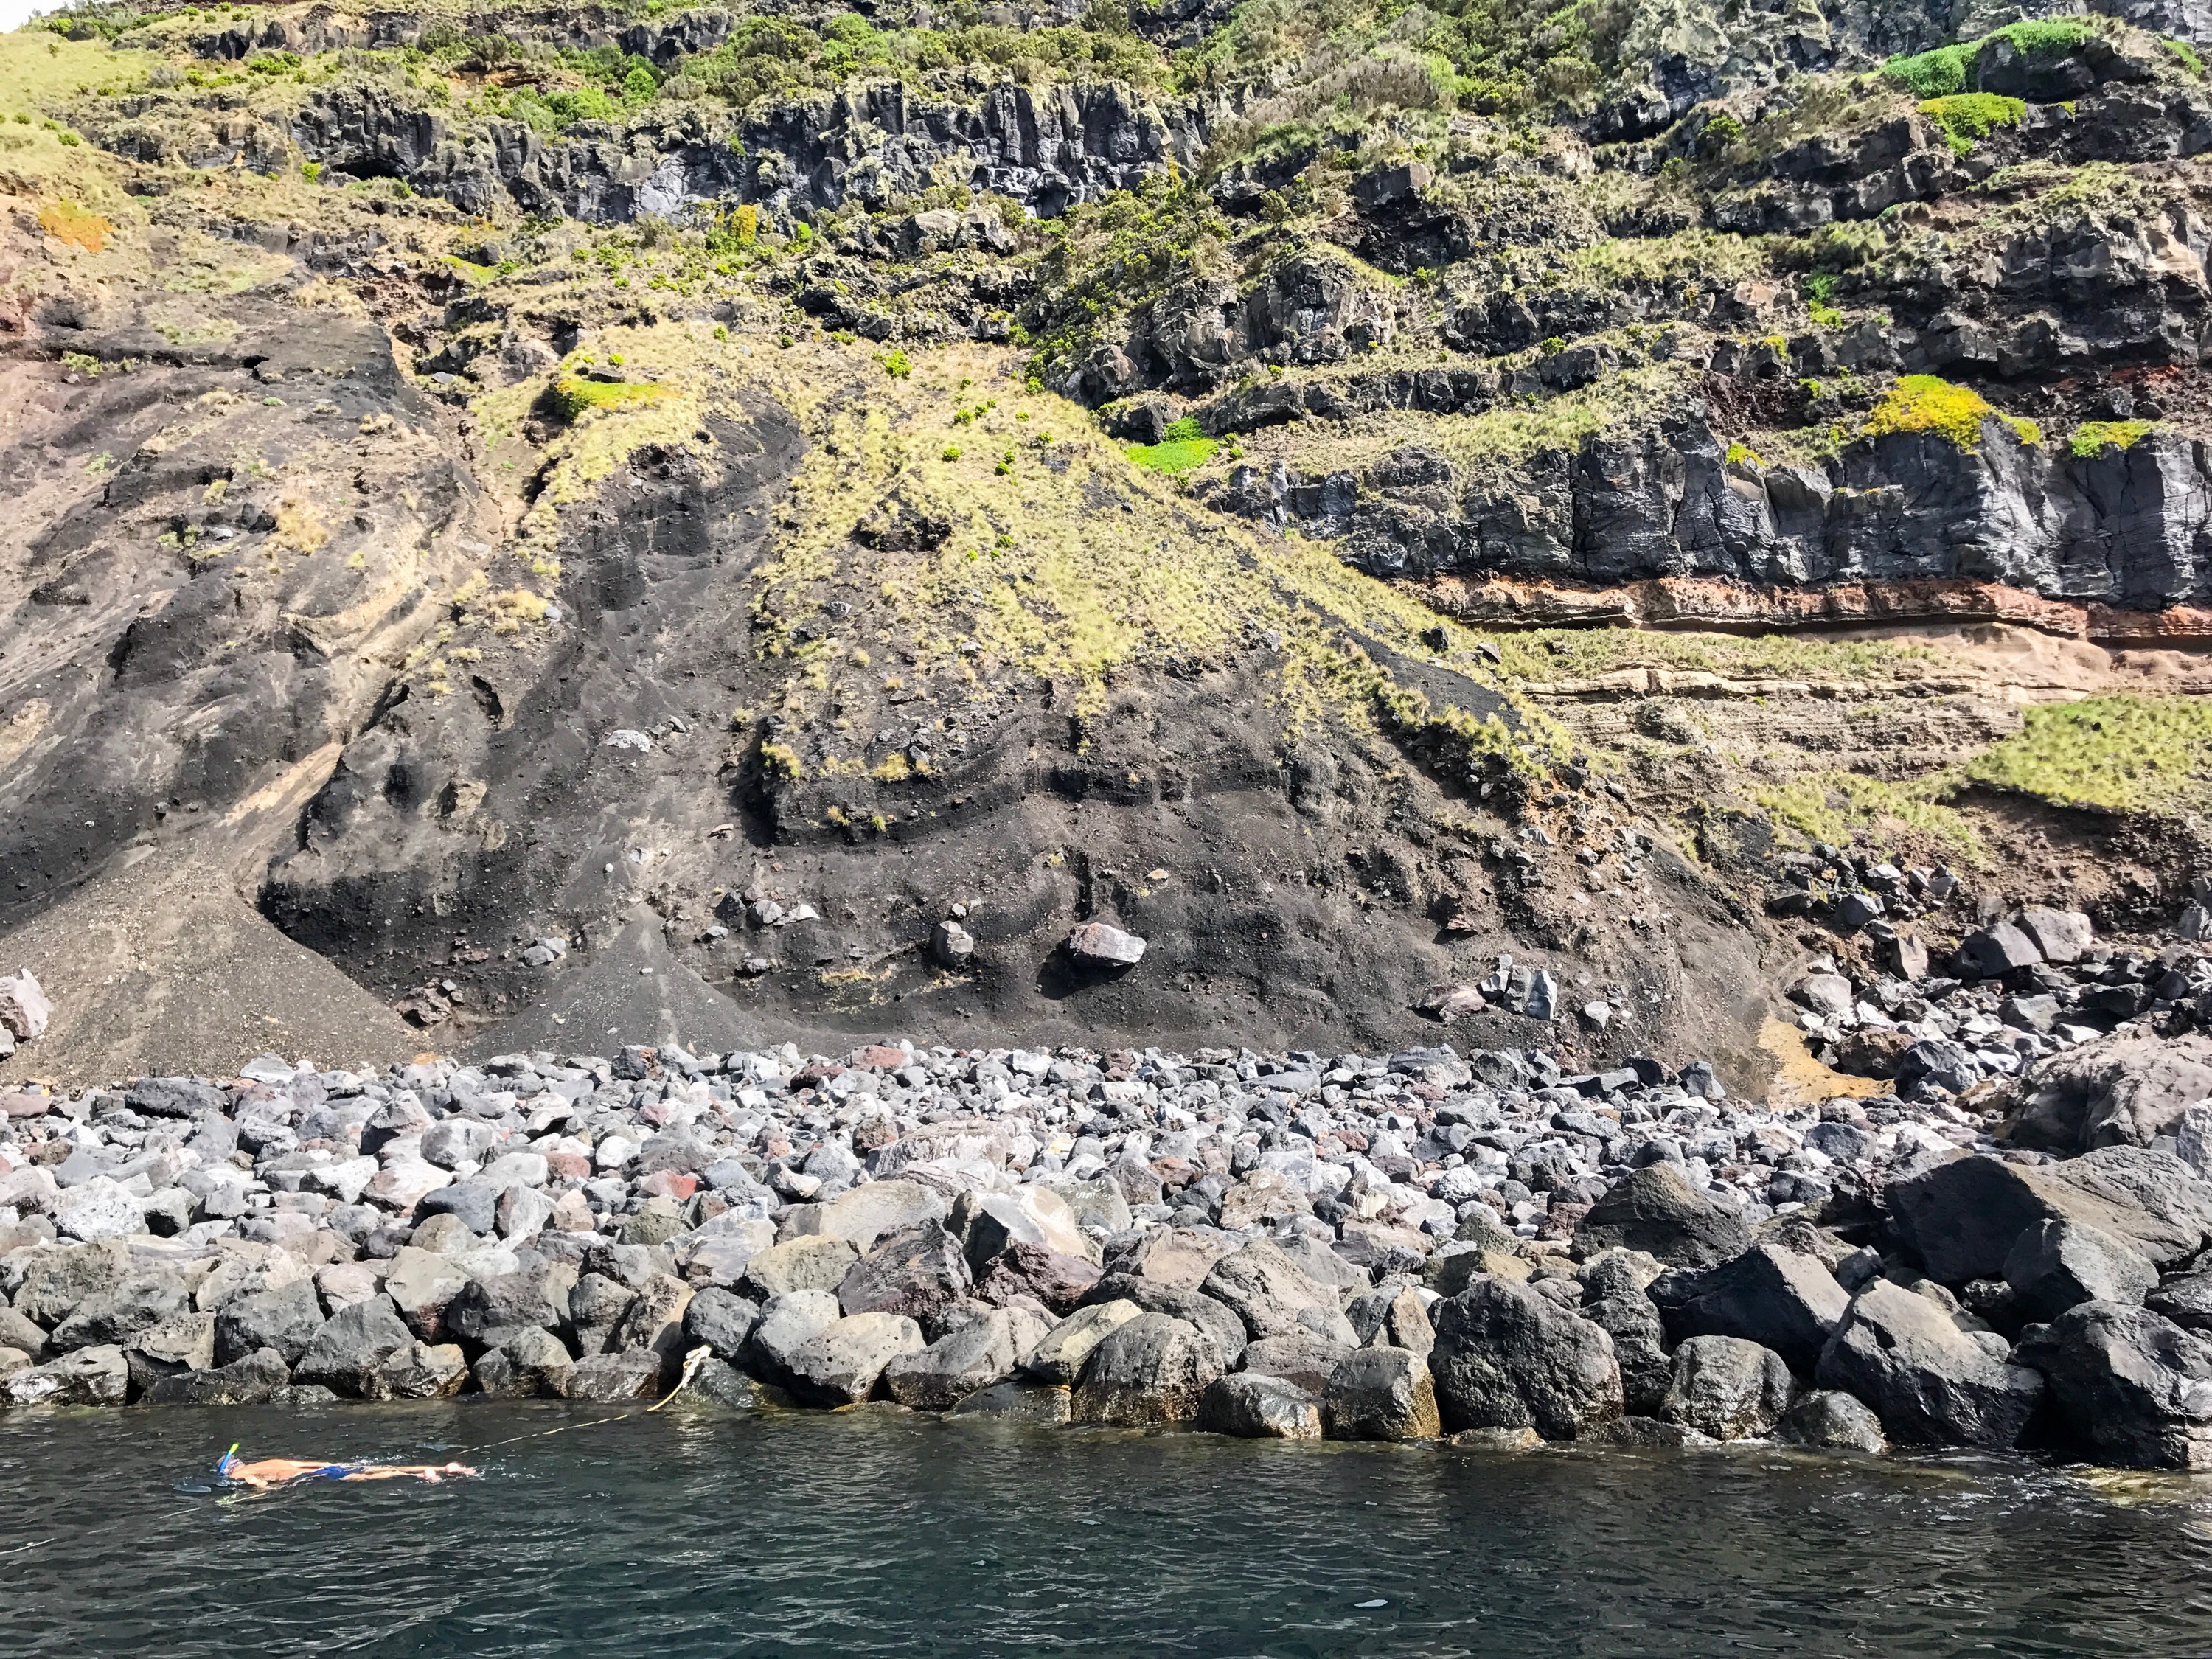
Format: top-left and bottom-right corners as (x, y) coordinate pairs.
(11, 1239), (131, 1327)
(1200, 1241), (1359, 1346)
(804, 1180), (949, 1251)
(1997, 1031), (2212, 1152)
(1, 1343), (128, 1407)
(1324, 1346), (1441, 1441)
(883, 1307), (1019, 1411)
(1655, 1244), (1849, 1375)
(1070, 1312), (1223, 1426)
(474, 1326), (576, 1397)
(1888, 1150), (2212, 1286)
(1237, 1331), (1357, 1397)
(1658, 1335), (1796, 1440)
(1574, 1165), (1750, 1268)
(2148, 1267), (2212, 1334)
(1082, 1273), (1248, 1364)
(1197, 1372), (1322, 1439)
(293, 1298), (415, 1397)
(742, 1289), (844, 1389)
(611, 1273), (693, 1375)
(836, 1222), (973, 1324)
(1815, 1281), (2042, 1448)
(1778, 1388), (1888, 1453)
(557, 1348), (666, 1402)
(214, 1279), (326, 1368)
(1428, 1276), (1623, 1439)
(444, 1267), (571, 1350)
(683, 1287), (761, 1360)
(366, 1340), (469, 1400)
(50, 1270), (188, 1352)
(741, 1237), (860, 1300)
(2015, 1300), (2212, 1469)
(1346, 1283), (1435, 1360)
(784, 1312), (925, 1405)
(1580, 1292), (1672, 1416)
(2003, 1218), (2157, 1321)
(1021, 1300), (1144, 1384)
(143, 1346), (292, 1406)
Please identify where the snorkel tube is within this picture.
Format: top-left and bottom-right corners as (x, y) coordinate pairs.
(216, 1444), (241, 1479)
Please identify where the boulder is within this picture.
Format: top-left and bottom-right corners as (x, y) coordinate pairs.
(1574, 1164), (1750, 1268)
(55, 1178), (143, 1243)
(1065, 922), (1144, 965)
(611, 1273), (693, 1373)
(367, 1340), (469, 1400)
(1197, 1372), (1322, 1439)
(836, 1222), (972, 1324)
(1022, 1299), (1144, 1384)
(1345, 1284), (1436, 1360)
(2003, 1218), (2157, 1321)
(214, 1279), (326, 1368)
(1815, 1280), (2042, 1448)
(417, 1180), (501, 1236)
(1658, 1335), (1796, 1440)
(1200, 1241), (1359, 1345)
(293, 1298), (415, 1397)
(474, 1326), (575, 1397)
(1958, 920), (2042, 978)
(1580, 1293), (1672, 1416)
(1888, 1150), (2212, 1286)
(557, 1348), (667, 1402)
(956, 1186), (1097, 1273)
(2148, 1267), (2212, 1334)
(683, 1287), (761, 1360)
(2015, 1300), (2212, 1470)
(0, 1306), (47, 1361)
(1237, 1331), (1356, 1397)
(2016, 906), (2093, 964)
(1324, 1345), (1441, 1441)
(0, 968), (52, 1040)
(444, 1266), (572, 1350)
(1427, 1276), (1624, 1439)
(1655, 1244), (1849, 1375)
(973, 1241), (1102, 1315)
(382, 1246), (470, 1341)
(1997, 1032), (2212, 1152)
(143, 1346), (292, 1406)
(1777, 1389), (1888, 1453)
(783, 1311), (925, 1405)
(884, 1307), (1020, 1411)
(805, 1180), (948, 1250)
(1108, 1226), (1236, 1290)
(1, 1343), (127, 1407)
(1215, 1169), (1313, 1231)
(742, 1236), (861, 1299)
(1082, 1273), (1248, 1364)
(1070, 1312), (1223, 1426)
(51, 1270), (187, 1352)
(128, 1309), (216, 1374)
(742, 1288), (844, 1389)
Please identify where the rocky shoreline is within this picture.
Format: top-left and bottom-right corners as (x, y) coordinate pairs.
(4, 1022), (2211, 1468)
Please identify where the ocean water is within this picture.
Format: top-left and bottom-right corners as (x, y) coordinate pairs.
(7, 1397), (2212, 1658)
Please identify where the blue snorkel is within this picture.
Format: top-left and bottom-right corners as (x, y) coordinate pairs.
(216, 1444), (240, 1479)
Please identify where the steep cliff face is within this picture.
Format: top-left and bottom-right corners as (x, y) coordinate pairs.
(6, 2), (2212, 1085)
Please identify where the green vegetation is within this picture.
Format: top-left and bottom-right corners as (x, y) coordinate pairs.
(1127, 416), (1218, 475)
(2070, 420), (2157, 459)
(2163, 37), (2205, 76)
(1966, 695), (2212, 813)
(1756, 771), (1981, 862)
(1918, 92), (2025, 154)
(548, 377), (672, 421)
(1882, 18), (2096, 97)
(1862, 375), (2039, 451)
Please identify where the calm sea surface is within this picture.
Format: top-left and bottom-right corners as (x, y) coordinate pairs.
(7, 1398), (2212, 1657)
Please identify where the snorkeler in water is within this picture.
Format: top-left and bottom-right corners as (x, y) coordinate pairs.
(215, 1445), (479, 1490)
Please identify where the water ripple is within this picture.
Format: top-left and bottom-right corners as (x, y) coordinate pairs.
(6, 1401), (2212, 1658)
